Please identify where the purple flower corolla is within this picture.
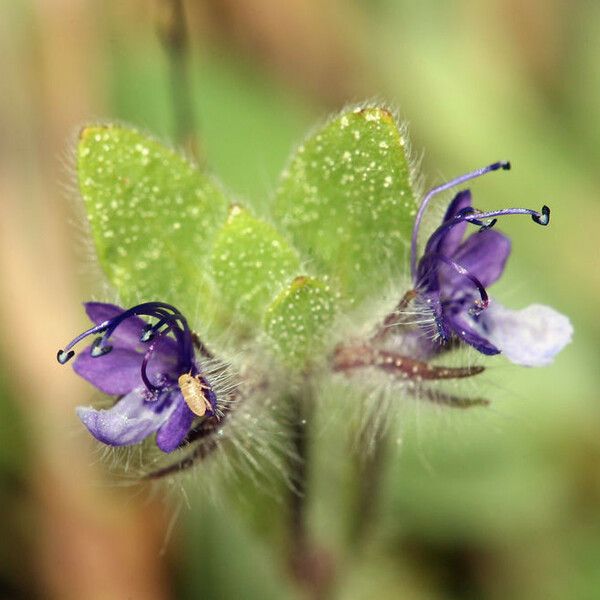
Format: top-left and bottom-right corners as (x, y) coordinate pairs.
(410, 162), (572, 366)
(57, 302), (217, 452)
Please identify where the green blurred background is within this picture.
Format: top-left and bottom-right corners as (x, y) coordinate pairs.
(0, 1), (598, 598)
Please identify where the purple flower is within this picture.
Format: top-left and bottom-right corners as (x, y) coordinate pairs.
(410, 162), (572, 366)
(57, 302), (217, 452)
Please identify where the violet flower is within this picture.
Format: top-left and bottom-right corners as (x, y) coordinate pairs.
(57, 302), (217, 452)
(410, 162), (572, 366)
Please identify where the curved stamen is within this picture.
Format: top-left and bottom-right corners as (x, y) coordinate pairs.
(453, 207), (497, 231)
(139, 304), (196, 344)
(422, 204), (550, 264)
(99, 302), (182, 342)
(140, 310), (179, 342)
(57, 302), (182, 364)
(57, 320), (111, 364)
(139, 316), (194, 393)
(57, 302), (196, 378)
(419, 252), (489, 312)
(140, 310), (190, 349)
(147, 311), (194, 370)
(99, 303), (195, 370)
(140, 338), (162, 394)
(410, 161), (510, 279)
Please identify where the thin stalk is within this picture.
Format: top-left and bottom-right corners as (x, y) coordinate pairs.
(157, 0), (201, 162)
(351, 411), (388, 546)
(288, 390), (309, 564)
(286, 383), (334, 600)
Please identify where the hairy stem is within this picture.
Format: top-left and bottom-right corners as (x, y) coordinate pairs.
(287, 383), (334, 600)
(288, 390), (309, 561)
(157, 0), (201, 161)
(352, 412), (388, 546)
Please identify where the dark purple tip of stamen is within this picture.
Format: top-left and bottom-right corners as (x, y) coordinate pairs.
(140, 324), (155, 343)
(57, 349), (74, 364)
(532, 205), (550, 226)
(90, 337), (112, 358)
(478, 218), (497, 232)
(457, 206), (476, 217)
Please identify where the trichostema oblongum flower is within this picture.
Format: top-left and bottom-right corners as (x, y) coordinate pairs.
(410, 161), (572, 366)
(57, 302), (217, 452)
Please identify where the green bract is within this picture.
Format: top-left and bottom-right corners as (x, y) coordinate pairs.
(264, 277), (336, 367)
(210, 206), (300, 330)
(78, 125), (227, 316)
(273, 106), (417, 304)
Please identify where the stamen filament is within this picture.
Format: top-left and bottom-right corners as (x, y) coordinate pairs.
(436, 254), (489, 309)
(139, 310), (194, 368)
(56, 302), (196, 375)
(139, 317), (194, 392)
(422, 204), (550, 263)
(418, 253), (489, 312)
(99, 302), (182, 342)
(140, 339), (162, 394)
(410, 161), (510, 279)
(57, 320), (111, 364)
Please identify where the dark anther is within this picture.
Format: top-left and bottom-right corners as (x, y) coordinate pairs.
(489, 160), (510, 172)
(90, 337), (112, 358)
(478, 218), (497, 232)
(532, 205), (550, 226)
(456, 206), (476, 218)
(57, 349), (75, 365)
(140, 324), (155, 343)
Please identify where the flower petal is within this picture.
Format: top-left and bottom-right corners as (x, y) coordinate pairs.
(437, 190), (472, 256)
(74, 347), (143, 395)
(156, 394), (196, 453)
(449, 229), (511, 288)
(448, 312), (501, 355)
(479, 302), (573, 366)
(76, 388), (179, 447)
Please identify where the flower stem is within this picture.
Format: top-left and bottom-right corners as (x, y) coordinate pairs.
(288, 390), (309, 558)
(287, 383), (334, 600)
(157, 0), (202, 162)
(352, 414), (388, 546)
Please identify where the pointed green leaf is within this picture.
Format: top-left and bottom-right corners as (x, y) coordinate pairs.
(264, 276), (336, 367)
(210, 206), (301, 328)
(273, 105), (417, 304)
(77, 124), (228, 316)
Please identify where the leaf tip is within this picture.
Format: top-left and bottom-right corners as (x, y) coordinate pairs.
(352, 105), (394, 123)
(78, 124), (113, 144)
(226, 203), (244, 222)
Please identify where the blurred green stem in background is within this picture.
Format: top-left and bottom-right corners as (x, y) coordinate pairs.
(157, 0), (201, 162)
(287, 382), (336, 600)
(352, 409), (389, 548)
